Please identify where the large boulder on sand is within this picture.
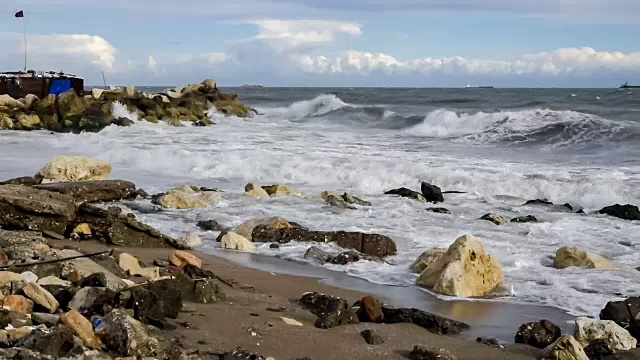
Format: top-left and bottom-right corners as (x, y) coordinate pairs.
(553, 246), (618, 270)
(36, 156), (112, 183)
(220, 232), (255, 251)
(540, 336), (589, 360)
(574, 317), (637, 351)
(233, 217), (292, 240)
(416, 235), (504, 297)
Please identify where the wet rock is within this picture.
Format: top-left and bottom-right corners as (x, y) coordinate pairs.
(511, 215), (538, 223)
(409, 345), (457, 360)
(95, 309), (159, 357)
(169, 250), (203, 268)
(68, 286), (117, 316)
(325, 195), (356, 210)
(17, 324), (77, 357)
(196, 219), (225, 231)
(244, 183), (270, 198)
(426, 207), (450, 214)
(599, 204), (640, 221)
(233, 217), (291, 240)
(60, 309), (102, 349)
(69, 204), (181, 248)
(299, 292), (359, 329)
(360, 329), (384, 345)
(330, 251), (367, 265)
(384, 187), (426, 202)
(416, 235), (504, 297)
(31, 312), (60, 327)
(381, 307), (469, 335)
(153, 185), (219, 209)
(600, 297), (640, 341)
(480, 213), (508, 225)
(0, 184), (77, 234)
(261, 184), (301, 197)
(0, 176), (38, 186)
(574, 317), (636, 351)
(476, 337), (501, 347)
(1, 294), (34, 313)
(515, 320), (562, 349)
(220, 232), (255, 251)
(269, 243), (280, 249)
(553, 246), (618, 270)
(22, 282), (59, 313)
(35, 156), (112, 183)
(357, 296), (384, 323)
(0, 308), (32, 328)
(421, 182), (444, 203)
(540, 335), (589, 360)
(175, 233), (202, 249)
(33, 180), (137, 204)
(410, 248), (447, 274)
(525, 199), (554, 206)
(251, 226), (397, 258)
(341, 193), (371, 206)
(583, 339), (616, 358)
(303, 246), (332, 265)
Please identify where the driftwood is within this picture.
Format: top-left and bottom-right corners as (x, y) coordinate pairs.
(0, 250), (111, 270)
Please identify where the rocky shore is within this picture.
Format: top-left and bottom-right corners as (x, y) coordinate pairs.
(0, 156), (638, 359)
(0, 79), (252, 133)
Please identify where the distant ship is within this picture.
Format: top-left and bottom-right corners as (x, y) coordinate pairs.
(241, 84), (263, 88)
(620, 82), (640, 89)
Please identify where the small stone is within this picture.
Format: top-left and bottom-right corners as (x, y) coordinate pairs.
(95, 309), (159, 357)
(22, 282), (59, 313)
(60, 309), (102, 349)
(269, 243), (280, 249)
(20, 271), (39, 284)
(358, 296), (384, 323)
(73, 223), (92, 237)
(280, 316), (303, 326)
(476, 337), (501, 347)
(360, 329), (384, 345)
(0, 327), (34, 347)
(169, 250), (202, 268)
(139, 267), (160, 279)
(409, 345), (457, 360)
(1, 295), (34, 313)
(330, 251), (364, 265)
(196, 219), (225, 231)
(30, 312), (60, 327)
(515, 320), (562, 349)
(480, 213), (508, 225)
(37, 276), (71, 287)
(119, 253), (143, 275)
(303, 246), (332, 265)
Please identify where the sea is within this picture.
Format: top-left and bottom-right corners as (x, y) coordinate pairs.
(1, 87), (639, 318)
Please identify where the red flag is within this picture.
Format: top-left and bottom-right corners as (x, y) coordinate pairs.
(15, 10), (24, 18)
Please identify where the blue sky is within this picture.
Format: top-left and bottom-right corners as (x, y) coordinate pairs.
(1, 0), (639, 87)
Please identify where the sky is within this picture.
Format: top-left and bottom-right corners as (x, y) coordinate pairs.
(1, 0), (640, 87)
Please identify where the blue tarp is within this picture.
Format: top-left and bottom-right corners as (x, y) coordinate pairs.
(49, 79), (72, 96)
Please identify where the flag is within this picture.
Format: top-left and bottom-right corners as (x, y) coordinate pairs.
(15, 10), (24, 18)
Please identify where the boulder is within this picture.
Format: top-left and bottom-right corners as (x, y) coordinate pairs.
(511, 215), (538, 223)
(480, 213), (508, 225)
(0, 309), (31, 328)
(1, 295), (34, 313)
(154, 187), (210, 209)
(410, 248), (447, 274)
(196, 219), (225, 231)
(525, 199), (554, 206)
(16, 324), (77, 357)
(60, 309), (102, 349)
(33, 180), (138, 204)
(540, 336), (589, 360)
(409, 346), (457, 360)
(299, 292), (359, 329)
(95, 309), (159, 357)
(384, 187), (426, 202)
(37, 276), (71, 287)
(600, 296), (640, 341)
(0, 229), (51, 262)
(553, 246), (618, 270)
(201, 79), (217, 89)
(244, 183), (270, 198)
(30, 312), (59, 327)
(381, 307), (469, 335)
(36, 156), (112, 183)
(584, 339), (616, 358)
(324, 195), (356, 210)
(420, 182), (444, 203)
(0, 184), (77, 234)
(357, 296), (384, 323)
(119, 253), (143, 275)
(515, 320), (562, 349)
(17, 114), (42, 130)
(220, 232), (255, 251)
(33, 94), (58, 128)
(214, 99), (250, 117)
(262, 184), (301, 196)
(360, 329), (384, 345)
(169, 250), (202, 268)
(233, 217), (292, 240)
(416, 235), (504, 297)
(175, 233), (202, 249)
(0, 327), (34, 347)
(68, 286), (117, 315)
(574, 317), (637, 351)
(129, 280), (183, 325)
(91, 88), (105, 100)
(251, 226), (398, 258)
(58, 249), (128, 291)
(21, 282), (59, 313)
(58, 89), (87, 122)
(599, 204), (640, 221)
(303, 246), (332, 265)
(0, 115), (13, 129)
(0, 94), (25, 111)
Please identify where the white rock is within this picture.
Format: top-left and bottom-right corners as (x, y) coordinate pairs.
(118, 253), (143, 275)
(139, 267), (160, 280)
(540, 336), (588, 360)
(20, 272), (38, 284)
(0, 271), (24, 285)
(177, 233), (202, 249)
(37, 276), (71, 287)
(22, 283), (59, 313)
(574, 317), (637, 351)
(0, 94), (25, 111)
(36, 156), (112, 183)
(91, 88), (105, 100)
(221, 232), (256, 251)
(280, 316), (303, 327)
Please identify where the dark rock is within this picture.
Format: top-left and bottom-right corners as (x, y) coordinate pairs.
(427, 207), (451, 214)
(409, 345), (457, 360)
(330, 251), (365, 265)
(0, 229), (50, 262)
(384, 187), (426, 202)
(421, 182), (444, 203)
(563, 203), (574, 211)
(476, 337), (501, 347)
(381, 307), (469, 335)
(95, 309), (158, 357)
(577, 209), (586, 214)
(183, 264), (216, 279)
(17, 325), (77, 357)
(69, 203), (182, 248)
(303, 246), (331, 265)
(600, 297), (640, 340)
(510, 215), (538, 223)
(40, 285), (76, 310)
(216, 230), (228, 242)
(217, 347), (266, 360)
(325, 195), (356, 210)
(269, 243), (280, 249)
(0, 309), (31, 328)
(480, 213), (508, 225)
(0, 184), (77, 234)
(299, 292), (359, 329)
(193, 278), (225, 304)
(252, 226), (397, 258)
(342, 193), (371, 206)
(584, 339), (616, 358)
(76, 272), (108, 287)
(154, 259), (171, 267)
(524, 199), (554, 206)
(122, 201), (162, 214)
(599, 204), (640, 221)
(514, 320), (561, 349)
(0, 176), (38, 186)
(30, 312), (59, 327)
(360, 329), (384, 345)
(196, 219), (225, 231)
(33, 180), (138, 204)
(130, 279), (183, 325)
(68, 287), (118, 316)
(357, 296), (384, 323)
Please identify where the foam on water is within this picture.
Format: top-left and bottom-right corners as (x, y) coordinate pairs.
(0, 91), (638, 317)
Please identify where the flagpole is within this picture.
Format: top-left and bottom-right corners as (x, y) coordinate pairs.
(23, 16), (27, 71)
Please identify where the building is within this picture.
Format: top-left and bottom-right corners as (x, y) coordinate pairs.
(0, 70), (84, 98)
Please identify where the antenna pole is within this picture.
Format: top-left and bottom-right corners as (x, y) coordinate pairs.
(101, 70), (107, 89)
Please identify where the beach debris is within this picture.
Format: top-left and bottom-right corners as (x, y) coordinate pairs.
(299, 292), (359, 329)
(540, 335), (589, 360)
(416, 235), (504, 297)
(480, 213), (508, 225)
(553, 246), (618, 270)
(280, 316), (303, 327)
(421, 181), (444, 203)
(360, 329), (384, 345)
(599, 204), (640, 221)
(574, 317), (637, 351)
(514, 319), (561, 349)
(409, 345), (457, 360)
